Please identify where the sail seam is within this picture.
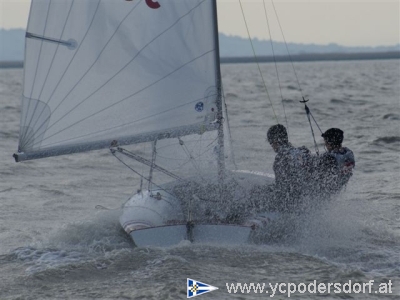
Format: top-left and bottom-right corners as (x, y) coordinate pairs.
(22, 0), (76, 149)
(31, 50), (215, 149)
(21, 0), (103, 147)
(32, 92), (216, 149)
(31, 0), (143, 136)
(26, 0), (208, 148)
(20, 0), (52, 148)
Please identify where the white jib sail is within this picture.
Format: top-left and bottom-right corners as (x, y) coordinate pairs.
(16, 0), (221, 161)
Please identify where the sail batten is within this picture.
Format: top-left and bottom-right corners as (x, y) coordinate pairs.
(17, 0), (221, 160)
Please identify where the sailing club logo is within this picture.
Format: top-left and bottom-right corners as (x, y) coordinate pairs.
(187, 278), (218, 298)
(195, 102), (204, 112)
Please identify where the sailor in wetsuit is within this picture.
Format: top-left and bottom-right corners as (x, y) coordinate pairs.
(313, 128), (355, 196)
(265, 124), (312, 212)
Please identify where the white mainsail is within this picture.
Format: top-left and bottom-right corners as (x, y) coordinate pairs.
(15, 0), (222, 162)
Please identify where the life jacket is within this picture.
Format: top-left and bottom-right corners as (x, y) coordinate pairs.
(328, 147), (355, 176)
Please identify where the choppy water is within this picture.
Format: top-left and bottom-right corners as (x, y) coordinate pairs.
(0, 59), (399, 299)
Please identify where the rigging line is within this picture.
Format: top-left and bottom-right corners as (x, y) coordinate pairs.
(221, 83), (238, 170)
(155, 136), (216, 153)
(271, 1), (323, 149)
(20, 1), (52, 145)
(111, 150), (178, 200)
(271, 0), (304, 97)
(156, 138), (217, 162)
(139, 143), (147, 193)
(262, 0), (289, 134)
(23, 0), (76, 144)
(303, 103), (319, 155)
(22, 0), (103, 146)
(28, 0), (208, 145)
(238, 0), (279, 124)
(148, 140), (157, 192)
(178, 137), (207, 181)
(165, 135), (218, 175)
(30, 51), (214, 148)
(205, 134), (219, 148)
(309, 110), (323, 134)
(170, 136), (218, 171)
(117, 147), (183, 181)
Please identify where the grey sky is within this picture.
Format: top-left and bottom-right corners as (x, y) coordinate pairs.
(1, 0), (399, 46)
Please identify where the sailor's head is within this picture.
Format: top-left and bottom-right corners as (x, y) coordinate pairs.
(322, 128), (343, 150)
(267, 124), (288, 152)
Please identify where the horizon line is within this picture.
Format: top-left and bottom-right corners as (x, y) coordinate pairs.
(1, 28), (399, 49)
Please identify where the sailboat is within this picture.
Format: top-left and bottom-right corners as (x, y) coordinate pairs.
(14, 0), (279, 247)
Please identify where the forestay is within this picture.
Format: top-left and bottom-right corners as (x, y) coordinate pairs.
(16, 0), (221, 161)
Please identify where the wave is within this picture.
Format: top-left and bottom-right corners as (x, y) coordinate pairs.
(225, 92), (238, 98)
(382, 113), (400, 120)
(330, 99), (368, 105)
(330, 99), (346, 104)
(373, 136), (400, 144)
(4, 210), (133, 275)
(286, 85), (299, 90)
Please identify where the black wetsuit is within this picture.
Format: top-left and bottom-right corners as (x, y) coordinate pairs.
(270, 143), (312, 212)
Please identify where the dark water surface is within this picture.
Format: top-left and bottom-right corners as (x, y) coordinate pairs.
(0, 60), (399, 299)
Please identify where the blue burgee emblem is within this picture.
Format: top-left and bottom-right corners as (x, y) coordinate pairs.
(195, 102), (204, 112)
(187, 278), (218, 298)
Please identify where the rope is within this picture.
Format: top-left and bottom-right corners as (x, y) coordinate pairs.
(262, 0), (289, 134)
(111, 149), (177, 199)
(309, 110), (323, 134)
(238, 0), (279, 124)
(178, 137), (207, 181)
(221, 84), (238, 170)
(270, 1), (325, 150)
(271, 0), (304, 98)
(301, 99), (319, 155)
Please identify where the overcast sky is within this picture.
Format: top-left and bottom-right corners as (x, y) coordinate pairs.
(0, 0), (399, 47)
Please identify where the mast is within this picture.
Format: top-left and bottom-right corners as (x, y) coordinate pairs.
(212, 0), (225, 183)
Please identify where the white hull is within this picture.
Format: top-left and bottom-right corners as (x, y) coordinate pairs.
(119, 170), (277, 247)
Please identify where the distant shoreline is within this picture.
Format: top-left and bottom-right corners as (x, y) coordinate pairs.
(1, 51), (399, 68)
(220, 51), (400, 64)
(0, 61), (23, 69)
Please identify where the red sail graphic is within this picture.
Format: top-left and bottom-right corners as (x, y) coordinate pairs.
(146, 0), (160, 9)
